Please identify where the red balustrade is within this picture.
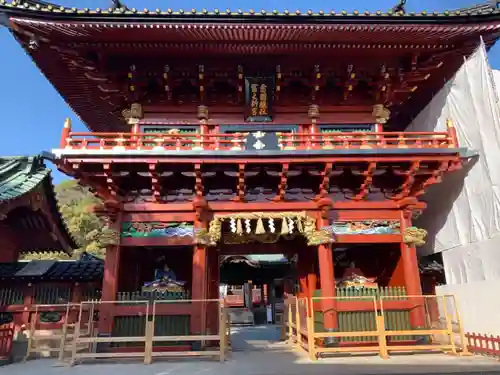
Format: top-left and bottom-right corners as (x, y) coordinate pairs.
(0, 324), (14, 361)
(276, 131), (454, 150)
(466, 332), (500, 358)
(62, 132), (247, 151)
(59, 129), (458, 152)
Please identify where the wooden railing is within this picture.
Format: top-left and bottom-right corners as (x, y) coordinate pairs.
(59, 129), (459, 152)
(465, 332), (500, 358)
(277, 131), (456, 150)
(117, 290), (190, 301)
(0, 324), (14, 362)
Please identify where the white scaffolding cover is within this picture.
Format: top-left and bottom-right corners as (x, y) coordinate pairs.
(407, 40), (500, 284)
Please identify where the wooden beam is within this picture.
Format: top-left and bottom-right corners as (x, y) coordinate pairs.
(121, 236), (194, 247)
(315, 162), (333, 200)
(194, 163), (204, 198)
(123, 199), (424, 213)
(273, 163), (289, 202)
(123, 209), (403, 223)
(390, 161), (420, 200)
(61, 155), (461, 165)
(234, 163), (245, 202)
(352, 162), (376, 201)
(71, 164), (114, 202)
(414, 161), (449, 197)
(149, 163), (162, 203)
(343, 64), (358, 101)
(103, 163), (119, 198)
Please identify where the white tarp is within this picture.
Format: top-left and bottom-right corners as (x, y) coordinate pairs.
(407, 40), (500, 284)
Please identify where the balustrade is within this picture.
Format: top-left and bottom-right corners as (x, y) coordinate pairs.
(59, 127), (459, 152)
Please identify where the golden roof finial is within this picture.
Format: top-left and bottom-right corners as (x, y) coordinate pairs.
(64, 118), (72, 129)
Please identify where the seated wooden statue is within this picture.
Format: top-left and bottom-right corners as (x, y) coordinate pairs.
(142, 264), (186, 293)
(338, 262), (378, 289)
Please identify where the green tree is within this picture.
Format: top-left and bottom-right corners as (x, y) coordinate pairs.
(21, 180), (117, 260)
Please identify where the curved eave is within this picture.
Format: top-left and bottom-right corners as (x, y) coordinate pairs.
(3, 4), (500, 132)
(0, 156), (77, 253)
(2, 3), (500, 24)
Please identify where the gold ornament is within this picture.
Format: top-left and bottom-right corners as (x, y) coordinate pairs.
(403, 227), (427, 247)
(372, 104), (391, 124)
(206, 212), (334, 246)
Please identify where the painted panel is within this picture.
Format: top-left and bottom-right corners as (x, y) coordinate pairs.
(121, 222), (194, 238)
(324, 220), (401, 235)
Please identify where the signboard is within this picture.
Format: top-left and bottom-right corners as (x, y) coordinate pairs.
(245, 77), (274, 122)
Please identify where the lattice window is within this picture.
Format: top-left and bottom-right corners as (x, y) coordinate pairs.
(319, 124), (375, 133)
(142, 125), (199, 147)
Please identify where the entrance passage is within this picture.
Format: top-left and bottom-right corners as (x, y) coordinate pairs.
(230, 325), (284, 352)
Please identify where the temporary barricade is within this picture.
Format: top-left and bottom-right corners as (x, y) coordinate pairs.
(68, 299), (230, 366)
(144, 299), (229, 364)
(0, 323), (14, 363)
(283, 294), (465, 360)
(25, 303), (94, 362)
(379, 294), (457, 356)
(465, 332), (500, 358)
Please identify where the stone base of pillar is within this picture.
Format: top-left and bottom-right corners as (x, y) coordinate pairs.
(323, 327), (340, 347)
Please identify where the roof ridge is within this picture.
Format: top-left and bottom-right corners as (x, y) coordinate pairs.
(2, 1), (500, 19)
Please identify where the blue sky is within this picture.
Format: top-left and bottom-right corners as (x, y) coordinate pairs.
(1, 0), (499, 183)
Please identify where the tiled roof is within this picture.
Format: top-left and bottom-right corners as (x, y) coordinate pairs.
(1, 0), (500, 20)
(0, 156), (50, 202)
(0, 260), (104, 281)
(0, 155), (76, 252)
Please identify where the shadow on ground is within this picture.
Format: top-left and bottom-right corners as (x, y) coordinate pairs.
(2, 325), (499, 375)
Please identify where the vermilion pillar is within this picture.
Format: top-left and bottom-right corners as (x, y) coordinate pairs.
(400, 210), (426, 328)
(297, 249), (309, 297)
(297, 247), (313, 297)
(206, 248), (219, 335)
(191, 216), (208, 336)
(99, 212), (123, 333)
(316, 214), (337, 330)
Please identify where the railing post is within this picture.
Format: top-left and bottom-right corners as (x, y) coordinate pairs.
(131, 123), (139, 147)
(397, 133), (408, 148)
(446, 119), (459, 148)
(306, 298), (316, 361)
(442, 295), (457, 355)
(376, 315), (389, 359)
(295, 301), (301, 349)
(219, 303), (226, 362)
(60, 118), (72, 148)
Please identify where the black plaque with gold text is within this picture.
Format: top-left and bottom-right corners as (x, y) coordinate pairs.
(244, 77), (274, 122)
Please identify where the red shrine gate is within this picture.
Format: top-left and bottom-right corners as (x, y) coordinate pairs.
(1, 0), (496, 360)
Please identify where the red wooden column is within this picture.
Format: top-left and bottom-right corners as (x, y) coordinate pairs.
(191, 198), (209, 336)
(191, 242), (207, 335)
(307, 261), (318, 299)
(99, 212), (123, 333)
(297, 248), (310, 297)
(400, 210), (426, 328)
(316, 204), (338, 331)
(206, 248), (220, 335)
